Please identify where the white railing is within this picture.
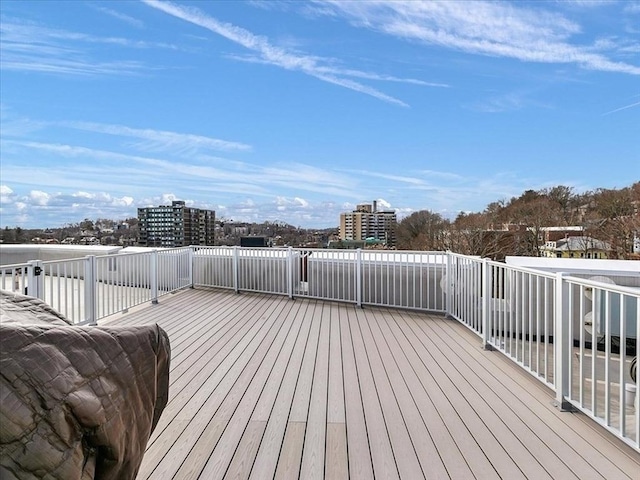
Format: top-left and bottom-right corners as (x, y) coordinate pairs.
(446, 253), (483, 332)
(561, 276), (639, 449)
(1, 249), (192, 324)
(1, 246), (638, 450)
(482, 260), (557, 388)
(192, 247), (448, 310)
(0, 262), (31, 294)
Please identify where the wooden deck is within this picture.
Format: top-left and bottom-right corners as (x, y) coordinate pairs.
(103, 287), (640, 479)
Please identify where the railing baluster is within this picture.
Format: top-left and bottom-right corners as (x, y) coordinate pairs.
(555, 272), (571, 411)
(619, 295), (626, 437)
(356, 249), (362, 308)
(604, 290), (611, 425)
(151, 250), (158, 304)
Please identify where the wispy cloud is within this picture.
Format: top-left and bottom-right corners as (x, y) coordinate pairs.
(2, 139), (357, 199)
(602, 101), (640, 116)
(142, 0), (442, 106)
(343, 170), (426, 186)
(624, 2), (640, 14)
(64, 122), (252, 154)
(313, 0), (640, 75)
(469, 89), (553, 113)
(226, 53), (449, 88)
(94, 5), (145, 29)
(0, 20), (175, 76)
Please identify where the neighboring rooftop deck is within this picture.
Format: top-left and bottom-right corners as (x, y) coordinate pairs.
(104, 287), (640, 480)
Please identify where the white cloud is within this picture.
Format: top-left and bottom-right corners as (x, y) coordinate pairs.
(142, 0), (428, 106)
(0, 20), (176, 76)
(376, 198), (392, 209)
(602, 100), (640, 116)
(94, 6), (145, 29)
(3, 139), (356, 199)
(0, 189), (154, 227)
(624, 2), (640, 14)
(29, 190), (50, 206)
(314, 0), (640, 75)
(0, 185), (14, 204)
(160, 193), (180, 205)
(345, 170), (426, 186)
(65, 121), (251, 154)
(115, 196), (134, 207)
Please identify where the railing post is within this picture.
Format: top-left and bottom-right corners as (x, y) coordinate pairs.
(233, 246), (239, 293)
(356, 248), (362, 308)
(445, 252), (452, 316)
(188, 247), (195, 288)
(554, 272), (572, 411)
(150, 250), (159, 304)
(84, 255), (97, 325)
(482, 258), (492, 349)
(287, 247), (294, 299)
(27, 260), (43, 299)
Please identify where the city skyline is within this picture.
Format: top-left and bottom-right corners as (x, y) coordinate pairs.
(1, 0), (639, 229)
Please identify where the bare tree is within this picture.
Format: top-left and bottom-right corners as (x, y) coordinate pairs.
(590, 187), (639, 259)
(396, 210), (450, 251)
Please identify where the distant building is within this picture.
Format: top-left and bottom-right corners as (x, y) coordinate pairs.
(339, 201), (397, 247)
(138, 200), (215, 247)
(540, 235), (611, 259)
(240, 236), (269, 247)
(537, 226), (584, 244)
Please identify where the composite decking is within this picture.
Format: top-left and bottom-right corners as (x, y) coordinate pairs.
(103, 287), (640, 479)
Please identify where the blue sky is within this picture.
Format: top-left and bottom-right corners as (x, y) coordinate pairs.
(1, 0), (638, 229)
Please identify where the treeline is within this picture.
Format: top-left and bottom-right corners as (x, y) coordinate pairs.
(0, 218), (140, 245)
(396, 183), (640, 260)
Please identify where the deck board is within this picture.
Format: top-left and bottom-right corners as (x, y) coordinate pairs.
(425, 312), (639, 479)
(373, 309), (475, 479)
(300, 302), (330, 480)
(357, 308), (425, 479)
(198, 298), (301, 478)
(100, 287), (640, 479)
(367, 308), (450, 479)
(348, 306), (400, 479)
(249, 301), (313, 479)
(339, 301), (375, 480)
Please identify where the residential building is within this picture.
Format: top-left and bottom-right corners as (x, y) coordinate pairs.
(138, 200), (215, 247)
(537, 226), (584, 244)
(339, 201), (397, 247)
(540, 235), (611, 259)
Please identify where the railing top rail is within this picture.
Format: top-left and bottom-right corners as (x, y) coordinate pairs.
(558, 268), (640, 278)
(91, 247), (190, 260)
(447, 251), (482, 260)
(0, 262), (32, 270)
(191, 246), (447, 262)
(485, 259), (558, 280)
(564, 274), (640, 297)
(39, 257), (89, 267)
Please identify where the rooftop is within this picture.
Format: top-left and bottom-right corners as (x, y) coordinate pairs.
(104, 287), (639, 479)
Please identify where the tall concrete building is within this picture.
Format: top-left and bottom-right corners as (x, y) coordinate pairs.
(339, 201), (397, 247)
(138, 200), (215, 247)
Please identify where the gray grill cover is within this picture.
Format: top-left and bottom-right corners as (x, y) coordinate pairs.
(0, 291), (170, 480)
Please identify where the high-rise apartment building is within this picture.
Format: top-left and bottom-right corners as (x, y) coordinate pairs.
(138, 200), (215, 247)
(339, 201), (397, 247)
